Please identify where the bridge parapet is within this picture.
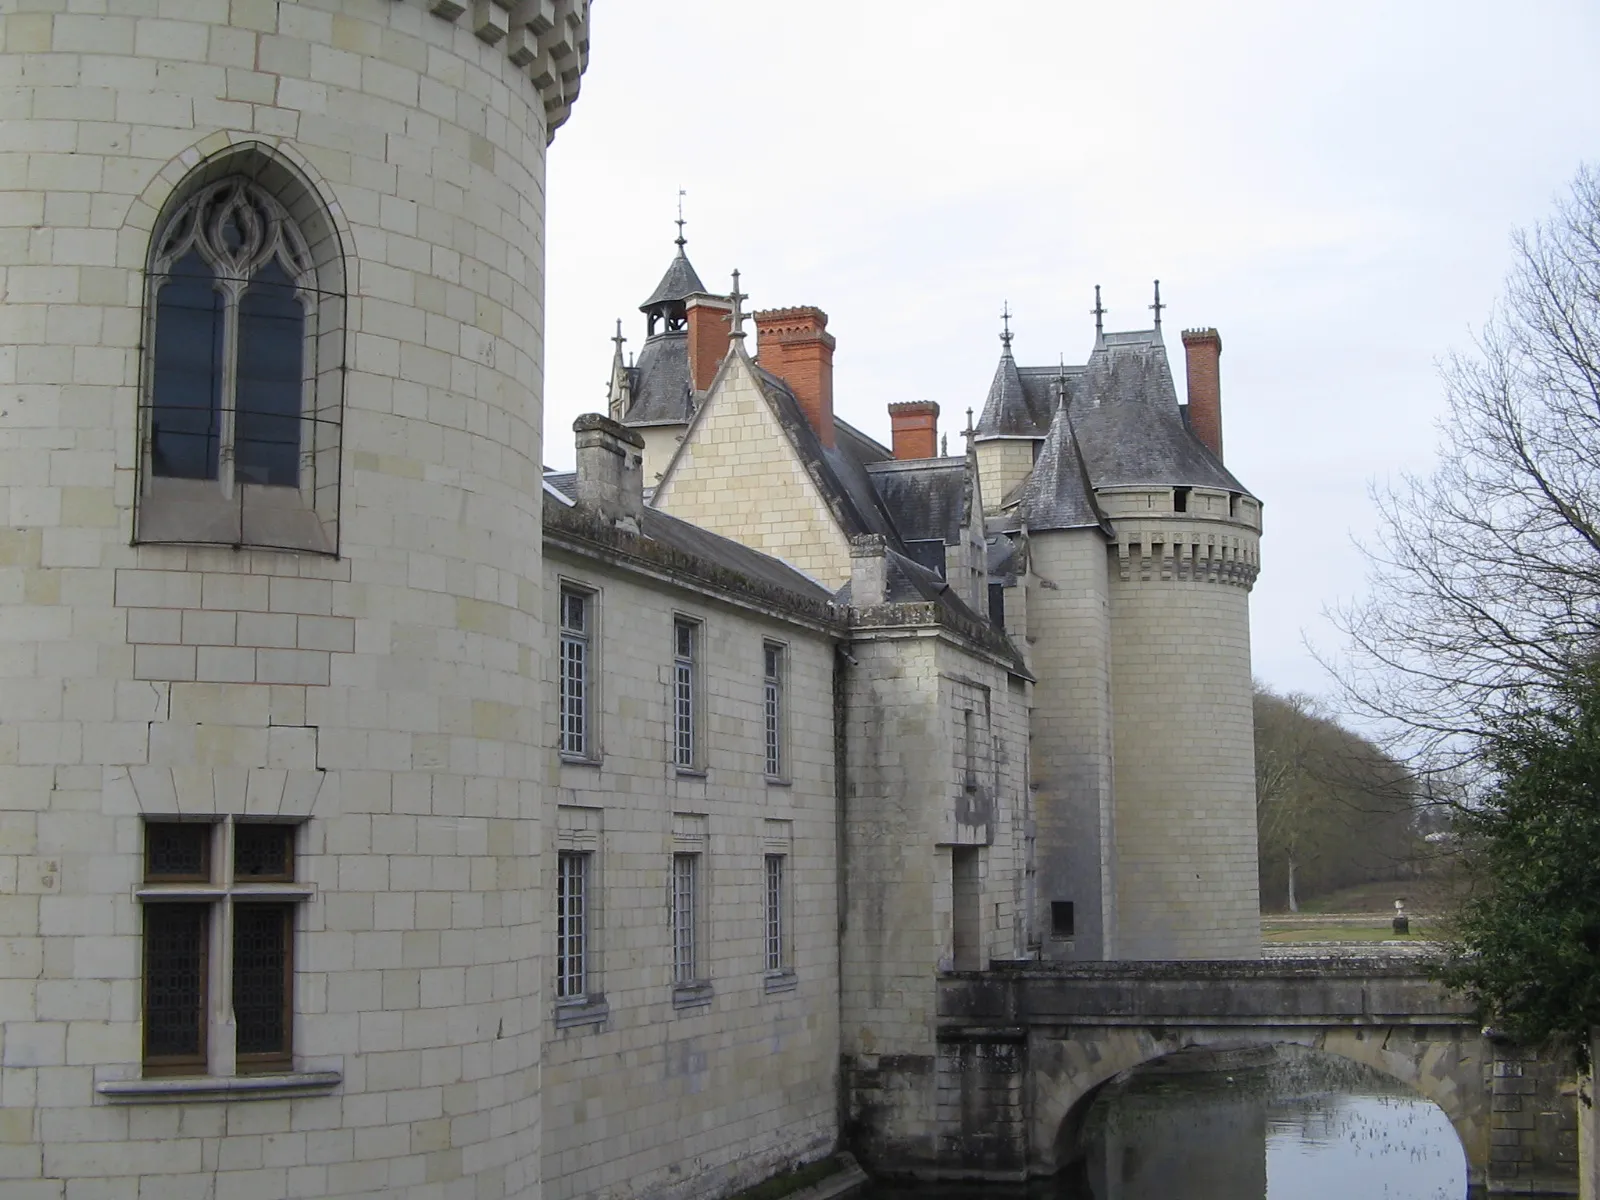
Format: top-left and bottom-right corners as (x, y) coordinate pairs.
(845, 959), (1576, 1194)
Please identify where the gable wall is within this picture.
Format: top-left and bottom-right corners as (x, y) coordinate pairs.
(653, 358), (854, 589)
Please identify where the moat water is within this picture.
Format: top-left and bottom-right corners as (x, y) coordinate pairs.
(860, 1047), (1469, 1200)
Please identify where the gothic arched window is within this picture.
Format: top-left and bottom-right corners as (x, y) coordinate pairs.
(137, 167), (344, 553)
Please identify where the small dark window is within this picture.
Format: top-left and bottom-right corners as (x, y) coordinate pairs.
(234, 259), (305, 487)
(1051, 901), (1076, 939)
(234, 824), (294, 881)
(150, 250), (224, 482)
(145, 822), (211, 882)
(1174, 487), (1190, 513)
(988, 581), (1005, 628)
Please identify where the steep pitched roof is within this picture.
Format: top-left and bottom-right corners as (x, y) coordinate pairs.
(974, 348), (1054, 439)
(624, 330), (694, 424)
(866, 457), (968, 546)
(640, 247), (706, 311)
(1069, 329), (1247, 493)
(1015, 397), (1110, 533)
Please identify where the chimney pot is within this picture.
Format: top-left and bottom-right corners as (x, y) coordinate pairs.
(572, 413), (646, 532)
(887, 401), (940, 460)
(754, 306), (836, 449)
(1180, 327), (1224, 460)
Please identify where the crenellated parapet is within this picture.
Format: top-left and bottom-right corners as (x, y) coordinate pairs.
(1114, 526), (1260, 588)
(416, 0), (592, 138)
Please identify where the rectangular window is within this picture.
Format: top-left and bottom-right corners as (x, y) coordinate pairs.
(963, 709), (977, 792)
(671, 852), (698, 984)
(764, 854), (787, 974)
(674, 618), (697, 769)
(556, 850), (589, 1000)
(763, 642), (784, 779)
(559, 587), (591, 758)
(140, 819), (302, 1077)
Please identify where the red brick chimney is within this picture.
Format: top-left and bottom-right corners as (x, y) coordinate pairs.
(755, 306), (835, 449)
(685, 293), (732, 394)
(888, 401), (939, 460)
(1181, 327), (1223, 460)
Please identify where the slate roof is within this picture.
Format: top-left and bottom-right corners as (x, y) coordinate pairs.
(974, 349), (1055, 439)
(640, 247), (706, 312)
(624, 330), (694, 424)
(1015, 399), (1110, 533)
(866, 457), (968, 546)
(542, 473), (834, 606)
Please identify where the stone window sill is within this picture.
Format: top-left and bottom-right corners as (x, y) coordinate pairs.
(554, 996), (609, 1030)
(765, 776), (792, 788)
(559, 753), (602, 769)
(764, 971), (799, 995)
(675, 766), (707, 779)
(672, 981), (714, 1011)
(97, 1070), (341, 1104)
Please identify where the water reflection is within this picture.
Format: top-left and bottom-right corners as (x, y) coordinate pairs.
(861, 1046), (1468, 1200)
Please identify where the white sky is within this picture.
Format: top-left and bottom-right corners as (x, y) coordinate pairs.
(542, 0), (1600, 700)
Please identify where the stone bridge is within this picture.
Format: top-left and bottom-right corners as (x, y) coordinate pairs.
(859, 959), (1578, 1194)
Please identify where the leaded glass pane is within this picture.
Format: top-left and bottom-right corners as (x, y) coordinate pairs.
(233, 904), (290, 1065)
(235, 259), (304, 487)
(145, 822), (210, 882)
(143, 904), (206, 1066)
(234, 824), (293, 881)
(556, 851), (588, 999)
(150, 250), (223, 480)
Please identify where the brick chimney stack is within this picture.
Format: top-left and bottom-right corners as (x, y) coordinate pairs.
(685, 293), (732, 394)
(754, 306), (835, 449)
(887, 401), (939, 460)
(1181, 327), (1223, 460)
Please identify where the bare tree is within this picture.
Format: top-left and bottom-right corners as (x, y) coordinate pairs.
(1328, 165), (1600, 758)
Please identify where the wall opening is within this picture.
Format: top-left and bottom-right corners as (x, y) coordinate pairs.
(1174, 487), (1190, 513)
(951, 846), (981, 971)
(1051, 900), (1075, 938)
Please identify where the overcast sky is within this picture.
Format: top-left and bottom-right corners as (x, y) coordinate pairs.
(541, 0), (1600, 702)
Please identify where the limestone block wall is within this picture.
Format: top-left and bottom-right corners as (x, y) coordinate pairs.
(1025, 530), (1117, 961)
(974, 439), (1037, 515)
(1107, 514), (1261, 960)
(636, 422), (686, 491)
(653, 352), (855, 589)
(0, 3), (585, 1197)
(840, 628), (1030, 1171)
(541, 549), (840, 1200)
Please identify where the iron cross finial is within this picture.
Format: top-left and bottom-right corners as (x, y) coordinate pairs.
(728, 269), (748, 340)
(1000, 301), (1014, 352)
(1091, 285), (1106, 337)
(675, 188), (687, 249)
(1149, 279), (1165, 329)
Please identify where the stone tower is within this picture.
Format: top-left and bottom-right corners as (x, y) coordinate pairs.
(978, 313), (1262, 961)
(0, 4), (588, 1197)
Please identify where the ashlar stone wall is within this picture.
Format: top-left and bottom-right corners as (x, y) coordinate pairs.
(541, 543), (841, 1200)
(0, 3), (585, 1196)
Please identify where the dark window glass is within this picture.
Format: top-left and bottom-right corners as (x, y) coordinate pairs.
(235, 259), (303, 487)
(145, 822), (211, 882)
(143, 903), (208, 1071)
(150, 250), (223, 480)
(232, 904), (292, 1068)
(234, 824), (294, 881)
(1051, 900), (1076, 939)
(988, 582), (1006, 628)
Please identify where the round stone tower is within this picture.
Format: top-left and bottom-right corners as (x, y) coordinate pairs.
(0, 4), (588, 1197)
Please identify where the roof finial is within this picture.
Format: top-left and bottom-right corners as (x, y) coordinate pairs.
(1091, 285), (1105, 337)
(964, 407), (975, 440)
(941, 433), (949, 456)
(728, 269), (748, 340)
(1000, 301), (1014, 354)
(612, 318), (626, 354)
(675, 188), (687, 251)
(1054, 354), (1069, 408)
(1149, 279), (1165, 329)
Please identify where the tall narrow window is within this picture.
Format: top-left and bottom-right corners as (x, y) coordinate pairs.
(963, 709), (977, 792)
(763, 643), (784, 779)
(140, 819), (304, 1077)
(764, 854), (787, 974)
(140, 167), (345, 553)
(556, 851), (589, 1000)
(559, 588), (591, 758)
(671, 852), (699, 984)
(674, 618), (698, 769)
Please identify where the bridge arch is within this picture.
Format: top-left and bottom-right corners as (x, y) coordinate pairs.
(1031, 1025), (1489, 1183)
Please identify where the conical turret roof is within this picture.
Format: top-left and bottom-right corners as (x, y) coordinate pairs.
(640, 246), (706, 312)
(975, 346), (1051, 438)
(1016, 394), (1108, 533)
